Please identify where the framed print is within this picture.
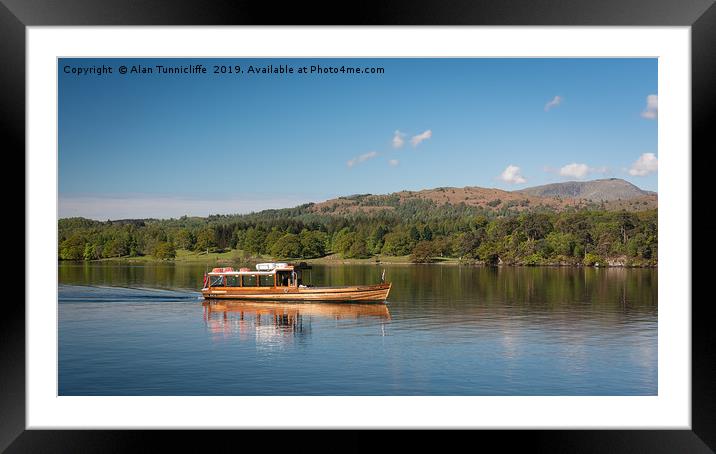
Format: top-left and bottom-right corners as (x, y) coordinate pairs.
(6, 0), (713, 451)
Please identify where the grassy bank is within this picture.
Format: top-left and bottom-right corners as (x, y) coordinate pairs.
(97, 249), (246, 264)
(86, 249), (654, 267)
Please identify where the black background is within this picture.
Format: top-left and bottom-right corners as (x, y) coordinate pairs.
(3, 0), (712, 451)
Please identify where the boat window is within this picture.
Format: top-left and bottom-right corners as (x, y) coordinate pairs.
(226, 275), (239, 287)
(242, 274), (257, 287)
(277, 271), (290, 287)
(259, 274), (274, 287)
(210, 275), (225, 287)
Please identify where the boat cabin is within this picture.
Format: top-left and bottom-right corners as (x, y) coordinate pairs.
(201, 261), (389, 302)
(203, 262), (312, 290)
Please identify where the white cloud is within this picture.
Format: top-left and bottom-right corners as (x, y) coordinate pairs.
(641, 94), (658, 120)
(559, 163), (590, 179)
(410, 129), (432, 147)
(392, 130), (405, 148)
(499, 165), (527, 184)
(546, 163), (610, 179)
(347, 151), (378, 167)
(629, 153), (658, 176)
(388, 159), (399, 167)
(544, 95), (562, 112)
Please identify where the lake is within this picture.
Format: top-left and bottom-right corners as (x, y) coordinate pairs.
(58, 262), (657, 395)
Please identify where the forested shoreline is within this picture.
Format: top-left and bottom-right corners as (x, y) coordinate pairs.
(58, 202), (657, 267)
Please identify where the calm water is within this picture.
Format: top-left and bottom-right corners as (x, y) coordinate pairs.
(58, 263), (657, 395)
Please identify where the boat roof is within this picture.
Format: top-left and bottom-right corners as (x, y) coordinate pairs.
(208, 262), (308, 275)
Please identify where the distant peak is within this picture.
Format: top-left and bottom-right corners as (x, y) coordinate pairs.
(517, 178), (652, 201)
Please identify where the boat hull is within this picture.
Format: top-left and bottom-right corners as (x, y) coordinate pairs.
(201, 282), (391, 303)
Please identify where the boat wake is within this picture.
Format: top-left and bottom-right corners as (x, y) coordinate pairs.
(58, 284), (202, 304)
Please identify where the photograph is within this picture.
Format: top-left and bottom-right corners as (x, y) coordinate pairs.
(57, 57), (658, 396)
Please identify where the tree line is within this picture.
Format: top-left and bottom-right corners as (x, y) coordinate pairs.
(58, 204), (657, 266)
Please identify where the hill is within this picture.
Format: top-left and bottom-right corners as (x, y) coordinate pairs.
(517, 178), (655, 201)
(307, 179), (656, 216)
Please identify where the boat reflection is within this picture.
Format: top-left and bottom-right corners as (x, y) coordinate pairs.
(202, 299), (391, 343)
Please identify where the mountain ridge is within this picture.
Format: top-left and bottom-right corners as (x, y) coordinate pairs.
(59, 179), (657, 223)
(516, 178), (655, 201)
(307, 178), (656, 216)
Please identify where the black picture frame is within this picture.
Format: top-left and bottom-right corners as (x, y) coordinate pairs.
(5, 0), (711, 451)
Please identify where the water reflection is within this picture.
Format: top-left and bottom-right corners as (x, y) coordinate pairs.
(202, 300), (391, 343)
(59, 262), (657, 314)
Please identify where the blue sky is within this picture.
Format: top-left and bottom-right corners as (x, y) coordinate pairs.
(59, 58), (657, 220)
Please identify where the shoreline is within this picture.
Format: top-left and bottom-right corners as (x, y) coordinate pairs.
(59, 249), (657, 268)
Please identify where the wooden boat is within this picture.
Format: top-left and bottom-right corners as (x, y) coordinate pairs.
(201, 262), (391, 303)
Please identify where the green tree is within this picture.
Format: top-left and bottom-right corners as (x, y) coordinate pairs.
(421, 225), (433, 241)
(592, 221), (621, 257)
(174, 228), (195, 250)
(152, 241), (176, 259)
(347, 235), (370, 258)
(242, 227), (268, 254)
(583, 252), (604, 266)
(522, 253), (544, 266)
(368, 224), (388, 254)
(410, 241), (436, 263)
(455, 231), (481, 259)
(545, 231), (576, 257)
(555, 212), (593, 249)
(409, 225), (421, 242)
(627, 232), (655, 259)
(83, 243), (98, 260)
(488, 217), (520, 240)
(477, 241), (501, 265)
(270, 233), (302, 258)
(127, 235), (139, 257)
(103, 237), (128, 258)
(432, 236), (453, 257)
(299, 230), (328, 258)
(381, 231), (413, 256)
(195, 227), (217, 252)
(59, 234), (85, 260)
(616, 211), (637, 244)
(520, 213), (553, 241)
(264, 229), (284, 255)
(332, 228), (356, 257)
